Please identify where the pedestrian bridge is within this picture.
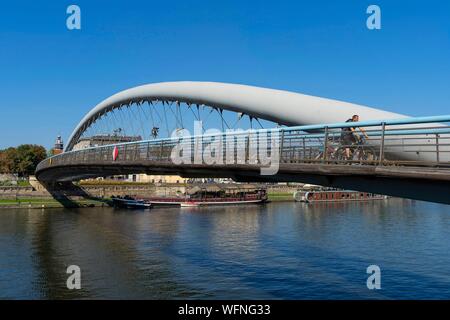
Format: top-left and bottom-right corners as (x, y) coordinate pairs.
(36, 117), (450, 204)
(36, 82), (450, 204)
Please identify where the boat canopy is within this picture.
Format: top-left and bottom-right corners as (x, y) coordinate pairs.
(186, 184), (264, 195)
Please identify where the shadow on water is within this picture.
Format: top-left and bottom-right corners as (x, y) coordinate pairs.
(18, 207), (203, 299)
(30, 209), (91, 299)
(42, 182), (110, 208)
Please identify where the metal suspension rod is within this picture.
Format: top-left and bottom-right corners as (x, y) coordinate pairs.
(187, 103), (205, 132)
(116, 107), (129, 138)
(201, 105), (215, 128)
(217, 109), (231, 130)
(124, 104), (139, 138)
(162, 101), (171, 137)
(137, 103), (153, 139)
(231, 112), (244, 129)
(129, 102), (147, 140)
(176, 102), (183, 129)
(255, 117), (265, 129)
(150, 100), (164, 124)
(146, 101), (156, 129)
(110, 109), (124, 141)
(167, 101), (180, 129)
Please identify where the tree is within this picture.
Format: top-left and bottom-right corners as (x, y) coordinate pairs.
(0, 145), (47, 177)
(0, 150), (5, 173)
(15, 145), (47, 177)
(0, 147), (18, 174)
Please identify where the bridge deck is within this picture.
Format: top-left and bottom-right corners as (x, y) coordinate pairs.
(36, 115), (450, 204)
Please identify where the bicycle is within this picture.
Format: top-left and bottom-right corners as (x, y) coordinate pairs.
(333, 136), (377, 163)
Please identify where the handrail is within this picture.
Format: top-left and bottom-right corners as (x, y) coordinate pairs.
(52, 114), (450, 158)
(36, 114), (450, 174)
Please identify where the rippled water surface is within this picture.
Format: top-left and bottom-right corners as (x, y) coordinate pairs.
(1, 199), (450, 299)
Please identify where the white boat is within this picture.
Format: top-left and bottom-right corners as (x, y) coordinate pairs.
(293, 190), (387, 203)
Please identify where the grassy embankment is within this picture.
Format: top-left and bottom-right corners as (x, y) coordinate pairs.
(0, 198), (110, 209)
(0, 194), (294, 208)
(0, 180), (31, 187)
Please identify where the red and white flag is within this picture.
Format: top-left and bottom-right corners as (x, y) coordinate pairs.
(112, 146), (119, 161)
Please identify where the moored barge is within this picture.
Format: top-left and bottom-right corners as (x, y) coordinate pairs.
(294, 190), (387, 203)
(146, 184), (268, 207)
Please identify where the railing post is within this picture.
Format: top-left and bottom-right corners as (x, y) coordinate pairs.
(436, 134), (440, 163)
(323, 126), (329, 162)
(379, 122), (386, 165)
(290, 139), (293, 162)
(302, 137), (306, 160)
(245, 134), (250, 164)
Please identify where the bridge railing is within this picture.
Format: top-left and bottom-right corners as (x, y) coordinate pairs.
(37, 115), (450, 174)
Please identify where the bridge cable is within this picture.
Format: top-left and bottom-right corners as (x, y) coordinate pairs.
(217, 108), (231, 131)
(187, 103), (205, 132)
(104, 112), (114, 137)
(125, 104), (139, 139)
(178, 102), (185, 129)
(201, 106), (216, 131)
(150, 101), (165, 134)
(137, 103), (152, 139)
(230, 112), (245, 129)
(187, 103), (199, 121)
(196, 104), (201, 121)
(110, 109), (125, 142)
(129, 102), (147, 140)
(162, 101), (171, 137)
(167, 101), (179, 130)
(91, 119), (100, 142)
(146, 101), (157, 131)
(116, 107), (129, 139)
(255, 117), (265, 129)
(149, 101), (161, 125)
(98, 115), (109, 144)
(167, 101), (184, 132)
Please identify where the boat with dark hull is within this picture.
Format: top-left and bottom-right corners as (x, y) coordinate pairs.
(111, 196), (152, 209)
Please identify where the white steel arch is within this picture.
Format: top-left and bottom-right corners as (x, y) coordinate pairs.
(66, 81), (406, 151)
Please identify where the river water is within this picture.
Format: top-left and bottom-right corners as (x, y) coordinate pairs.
(1, 199), (450, 299)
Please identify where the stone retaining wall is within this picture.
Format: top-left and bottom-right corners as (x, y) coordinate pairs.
(0, 183), (298, 200)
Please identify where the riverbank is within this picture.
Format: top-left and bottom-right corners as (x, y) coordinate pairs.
(0, 198), (111, 209)
(0, 191), (294, 209)
(0, 182), (297, 209)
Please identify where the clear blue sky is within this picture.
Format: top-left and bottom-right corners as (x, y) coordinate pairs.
(0, 0), (449, 149)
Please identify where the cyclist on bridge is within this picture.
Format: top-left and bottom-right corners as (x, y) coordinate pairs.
(340, 114), (369, 160)
(151, 127), (159, 139)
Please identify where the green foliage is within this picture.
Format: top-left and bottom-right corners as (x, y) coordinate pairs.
(0, 180), (15, 186)
(0, 145), (47, 177)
